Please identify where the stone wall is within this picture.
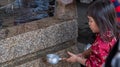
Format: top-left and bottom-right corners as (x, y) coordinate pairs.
(0, 0), (79, 67)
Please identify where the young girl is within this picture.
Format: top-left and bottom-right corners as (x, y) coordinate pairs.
(63, 0), (119, 67)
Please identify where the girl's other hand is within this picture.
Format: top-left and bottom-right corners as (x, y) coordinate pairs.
(62, 51), (78, 63)
(77, 53), (83, 57)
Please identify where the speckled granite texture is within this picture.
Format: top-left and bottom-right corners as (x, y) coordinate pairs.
(0, 19), (79, 67)
(0, 0), (78, 67)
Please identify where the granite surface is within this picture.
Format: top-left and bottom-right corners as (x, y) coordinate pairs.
(1, 40), (80, 67)
(0, 19), (77, 63)
(0, 0), (78, 67)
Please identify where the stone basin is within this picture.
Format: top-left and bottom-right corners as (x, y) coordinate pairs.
(0, 0), (80, 67)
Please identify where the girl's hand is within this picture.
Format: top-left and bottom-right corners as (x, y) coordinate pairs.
(62, 52), (87, 65)
(62, 51), (78, 63)
(77, 53), (83, 57)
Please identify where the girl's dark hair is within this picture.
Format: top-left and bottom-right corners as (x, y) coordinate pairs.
(87, 0), (119, 41)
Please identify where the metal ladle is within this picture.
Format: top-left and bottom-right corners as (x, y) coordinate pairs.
(46, 54), (62, 64)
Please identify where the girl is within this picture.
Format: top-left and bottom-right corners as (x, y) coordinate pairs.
(63, 0), (119, 67)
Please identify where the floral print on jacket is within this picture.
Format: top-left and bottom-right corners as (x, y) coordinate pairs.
(85, 34), (117, 67)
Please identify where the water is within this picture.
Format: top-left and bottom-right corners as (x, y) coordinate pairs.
(0, 0), (55, 27)
(13, 0), (50, 25)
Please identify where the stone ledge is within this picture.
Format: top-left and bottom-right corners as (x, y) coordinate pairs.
(0, 19), (78, 63)
(0, 17), (76, 40)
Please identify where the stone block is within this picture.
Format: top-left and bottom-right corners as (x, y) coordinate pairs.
(0, 19), (78, 67)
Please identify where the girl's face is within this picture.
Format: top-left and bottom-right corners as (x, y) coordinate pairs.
(88, 16), (99, 33)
